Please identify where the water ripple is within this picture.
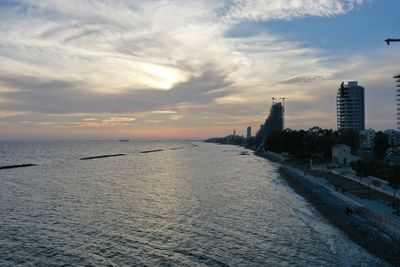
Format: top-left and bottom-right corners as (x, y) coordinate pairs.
(0, 141), (387, 266)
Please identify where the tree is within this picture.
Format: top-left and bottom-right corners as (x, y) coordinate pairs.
(336, 128), (360, 153)
(388, 166), (400, 214)
(352, 160), (369, 178)
(373, 131), (389, 160)
(388, 166), (400, 191)
(264, 129), (307, 155)
(264, 127), (340, 160)
(264, 131), (283, 153)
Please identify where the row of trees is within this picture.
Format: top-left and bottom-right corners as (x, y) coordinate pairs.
(263, 127), (390, 160)
(260, 126), (398, 187)
(371, 131), (390, 159)
(263, 127), (360, 160)
(352, 160), (400, 189)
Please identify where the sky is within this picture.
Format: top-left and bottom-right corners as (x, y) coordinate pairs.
(0, 0), (399, 140)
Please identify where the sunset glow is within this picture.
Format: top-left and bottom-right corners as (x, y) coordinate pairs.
(0, 0), (399, 139)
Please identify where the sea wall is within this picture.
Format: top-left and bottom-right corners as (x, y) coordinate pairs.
(354, 207), (400, 240)
(255, 151), (285, 162)
(280, 165), (400, 267)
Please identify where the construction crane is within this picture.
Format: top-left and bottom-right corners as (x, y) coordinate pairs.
(385, 38), (400, 45)
(279, 97), (285, 108)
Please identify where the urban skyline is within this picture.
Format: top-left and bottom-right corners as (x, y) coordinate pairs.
(2, 2), (400, 265)
(0, 0), (399, 140)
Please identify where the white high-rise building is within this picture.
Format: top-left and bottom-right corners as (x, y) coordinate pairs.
(337, 81), (365, 132)
(395, 74), (400, 130)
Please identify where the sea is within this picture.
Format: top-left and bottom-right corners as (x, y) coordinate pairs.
(0, 140), (387, 266)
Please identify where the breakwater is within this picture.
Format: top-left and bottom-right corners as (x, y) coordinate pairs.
(0, 164), (38, 170)
(255, 151), (286, 162)
(140, 149), (164, 153)
(80, 154), (126, 160)
(169, 147), (184, 150)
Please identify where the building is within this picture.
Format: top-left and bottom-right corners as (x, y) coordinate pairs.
(359, 129), (375, 158)
(332, 144), (360, 166)
(395, 73), (400, 130)
(359, 128), (376, 148)
(384, 129), (400, 147)
(246, 126), (252, 139)
(256, 101), (284, 143)
(337, 81), (365, 132)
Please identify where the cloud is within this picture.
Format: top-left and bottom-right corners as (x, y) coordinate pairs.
(280, 75), (332, 84)
(2, 0), (396, 139)
(169, 114), (185, 121)
(224, 0), (365, 23)
(0, 70), (231, 114)
(102, 117), (136, 125)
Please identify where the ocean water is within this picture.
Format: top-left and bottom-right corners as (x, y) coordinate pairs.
(0, 141), (386, 266)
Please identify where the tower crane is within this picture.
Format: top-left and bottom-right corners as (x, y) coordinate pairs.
(385, 38), (400, 45)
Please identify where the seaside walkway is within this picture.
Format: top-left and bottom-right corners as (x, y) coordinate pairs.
(286, 165), (400, 240)
(332, 169), (399, 199)
(289, 167), (362, 207)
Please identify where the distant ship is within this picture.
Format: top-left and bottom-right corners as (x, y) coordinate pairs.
(119, 139), (129, 142)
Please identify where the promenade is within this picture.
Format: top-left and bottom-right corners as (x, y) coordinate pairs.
(332, 169), (399, 199)
(281, 164), (400, 266)
(285, 165), (400, 239)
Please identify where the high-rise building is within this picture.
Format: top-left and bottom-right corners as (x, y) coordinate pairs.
(384, 129), (400, 147)
(246, 126), (252, 139)
(336, 81), (365, 132)
(395, 73), (400, 130)
(256, 101), (284, 142)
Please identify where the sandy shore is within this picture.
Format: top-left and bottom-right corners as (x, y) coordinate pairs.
(280, 165), (400, 266)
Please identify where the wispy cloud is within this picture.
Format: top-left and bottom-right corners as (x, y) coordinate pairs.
(224, 0), (365, 23)
(280, 74), (332, 84)
(1, 0), (397, 139)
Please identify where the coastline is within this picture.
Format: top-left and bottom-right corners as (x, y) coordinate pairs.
(281, 165), (400, 266)
(256, 151), (400, 266)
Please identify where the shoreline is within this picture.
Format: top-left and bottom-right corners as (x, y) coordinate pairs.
(280, 165), (400, 266)
(253, 150), (400, 266)
(213, 143), (400, 265)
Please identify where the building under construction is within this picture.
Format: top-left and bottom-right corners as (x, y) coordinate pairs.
(256, 100), (284, 143)
(337, 81), (365, 132)
(395, 73), (400, 130)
